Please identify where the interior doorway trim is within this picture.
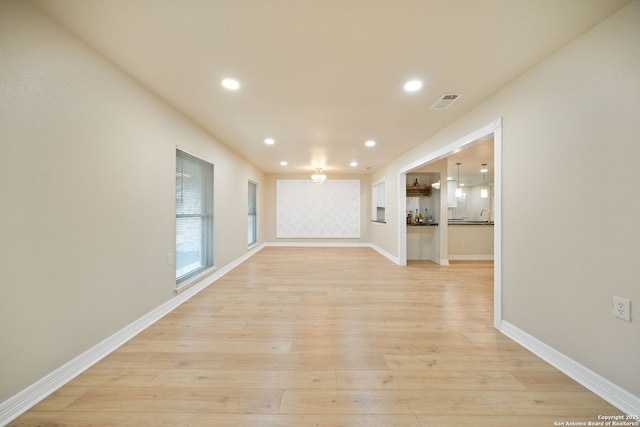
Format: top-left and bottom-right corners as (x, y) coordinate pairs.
(397, 118), (503, 329)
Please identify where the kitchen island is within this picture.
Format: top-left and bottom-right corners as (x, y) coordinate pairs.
(448, 221), (494, 260)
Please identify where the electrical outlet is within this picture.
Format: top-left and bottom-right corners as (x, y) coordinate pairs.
(612, 296), (631, 322)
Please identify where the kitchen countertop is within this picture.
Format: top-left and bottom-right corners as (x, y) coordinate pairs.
(448, 220), (494, 225)
(407, 221), (495, 226)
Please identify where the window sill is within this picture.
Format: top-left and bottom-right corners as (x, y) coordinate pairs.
(371, 220), (387, 224)
(175, 266), (216, 294)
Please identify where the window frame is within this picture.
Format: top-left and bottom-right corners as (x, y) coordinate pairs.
(248, 180), (257, 246)
(372, 179), (386, 223)
(175, 149), (214, 286)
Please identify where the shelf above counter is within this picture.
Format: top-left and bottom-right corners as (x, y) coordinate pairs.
(406, 186), (431, 196)
(407, 222), (439, 226)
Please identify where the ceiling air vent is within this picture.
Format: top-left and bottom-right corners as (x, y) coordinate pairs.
(431, 94), (461, 110)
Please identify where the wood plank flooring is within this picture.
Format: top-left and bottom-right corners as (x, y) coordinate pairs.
(11, 247), (623, 426)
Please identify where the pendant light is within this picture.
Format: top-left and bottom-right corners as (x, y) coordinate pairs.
(455, 162), (462, 197)
(480, 163), (488, 199)
(311, 167), (326, 184)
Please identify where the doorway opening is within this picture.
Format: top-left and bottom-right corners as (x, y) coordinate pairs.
(397, 118), (503, 328)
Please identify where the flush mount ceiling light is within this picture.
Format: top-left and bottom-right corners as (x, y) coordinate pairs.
(280, 161), (288, 166)
(264, 138), (275, 145)
(403, 79), (423, 92)
(350, 161), (358, 167)
(311, 167), (326, 184)
(365, 140), (376, 147)
(221, 78), (240, 90)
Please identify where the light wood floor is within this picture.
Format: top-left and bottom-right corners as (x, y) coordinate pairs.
(12, 247), (622, 426)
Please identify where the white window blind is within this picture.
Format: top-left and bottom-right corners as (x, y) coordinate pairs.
(176, 149), (213, 283)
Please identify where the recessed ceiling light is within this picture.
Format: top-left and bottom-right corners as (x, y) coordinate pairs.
(350, 161), (358, 167)
(280, 161), (288, 166)
(221, 78), (240, 90)
(403, 79), (423, 92)
(264, 138), (275, 145)
(365, 140), (376, 147)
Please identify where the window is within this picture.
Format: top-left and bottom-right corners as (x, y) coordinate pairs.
(372, 179), (386, 222)
(248, 180), (257, 245)
(175, 149), (213, 284)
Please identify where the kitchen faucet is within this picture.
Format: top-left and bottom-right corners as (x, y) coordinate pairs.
(480, 208), (491, 223)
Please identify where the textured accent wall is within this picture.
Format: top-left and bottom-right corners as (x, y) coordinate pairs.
(276, 180), (360, 238)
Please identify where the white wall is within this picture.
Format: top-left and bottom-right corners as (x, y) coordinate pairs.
(372, 0), (640, 398)
(0, 1), (264, 402)
(456, 185), (493, 221)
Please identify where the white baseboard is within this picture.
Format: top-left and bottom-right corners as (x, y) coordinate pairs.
(369, 244), (400, 264)
(500, 321), (640, 415)
(264, 241), (370, 248)
(449, 254), (494, 261)
(0, 243), (265, 426)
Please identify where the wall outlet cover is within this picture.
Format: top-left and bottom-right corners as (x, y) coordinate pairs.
(612, 296), (631, 322)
